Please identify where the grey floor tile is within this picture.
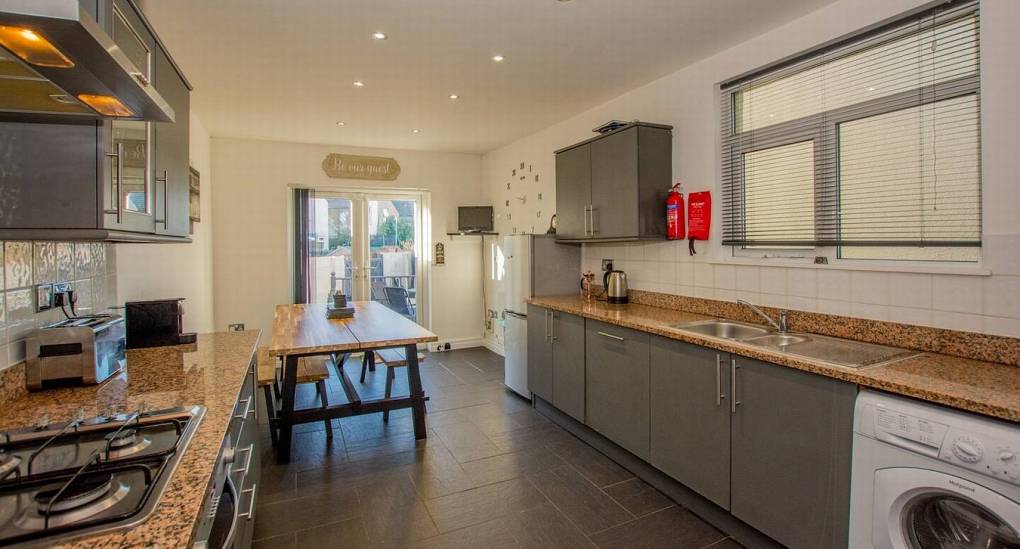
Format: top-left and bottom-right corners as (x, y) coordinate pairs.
(404, 445), (477, 499)
(526, 464), (632, 535)
(252, 483), (361, 540)
(460, 447), (566, 487)
(507, 501), (595, 548)
(589, 507), (727, 549)
(356, 474), (439, 547)
(252, 532), (296, 549)
(410, 518), (521, 549)
(704, 538), (746, 549)
(293, 517), (371, 549)
(487, 422), (574, 454)
(549, 436), (634, 488)
(432, 420), (503, 462)
(603, 478), (675, 518)
(424, 477), (548, 533)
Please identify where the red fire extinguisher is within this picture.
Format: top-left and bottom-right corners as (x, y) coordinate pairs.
(666, 182), (685, 240)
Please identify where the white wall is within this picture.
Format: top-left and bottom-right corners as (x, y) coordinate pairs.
(482, 0), (1020, 340)
(116, 112), (216, 333)
(210, 137), (483, 343)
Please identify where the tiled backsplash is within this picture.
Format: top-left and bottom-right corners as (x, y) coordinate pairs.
(581, 240), (1020, 339)
(2, 242), (117, 370)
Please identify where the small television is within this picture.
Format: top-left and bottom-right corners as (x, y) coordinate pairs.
(457, 206), (493, 233)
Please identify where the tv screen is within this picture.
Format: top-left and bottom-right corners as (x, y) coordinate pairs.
(458, 206), (493, 232)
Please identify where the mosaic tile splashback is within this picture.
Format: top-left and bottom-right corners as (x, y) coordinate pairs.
(1, 241), (117, 370)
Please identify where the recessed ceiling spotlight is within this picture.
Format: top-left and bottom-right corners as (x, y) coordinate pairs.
(353, 80), (365, 87)
(412, 128), (422, 134)
(449, 94), (460, 100)
(372, 31), (388, 40)
(336, 121), (346, 126)
(491, 54), (505, 63)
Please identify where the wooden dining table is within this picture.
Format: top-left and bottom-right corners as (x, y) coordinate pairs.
(267, 301), (438, 463)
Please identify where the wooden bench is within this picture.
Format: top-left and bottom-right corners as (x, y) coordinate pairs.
(258, 348), (332, 445)
(368, 348), (427, 421)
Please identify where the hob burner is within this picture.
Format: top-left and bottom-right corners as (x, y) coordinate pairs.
(35, 474), (114, 514)
(17, 475), (132, 530)
(104, 429), (152, 459)
(0, 451), (21, 480)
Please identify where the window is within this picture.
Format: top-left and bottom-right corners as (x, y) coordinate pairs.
(720, 0), (980, 262)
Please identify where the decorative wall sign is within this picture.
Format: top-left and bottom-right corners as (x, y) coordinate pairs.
(322, 154), (401, 181)
(434, 242), (445, 265)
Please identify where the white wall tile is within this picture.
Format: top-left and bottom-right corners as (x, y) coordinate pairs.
(932, 275), (984, 314)
(713, 264), (736, 290)
(817, 299), (851, 316)
(693, 263), (714, 287)
(850, 271), (890, 305)
(658, 262), (678, 287)
(735, 266), (760, 293)
(676, 262), (694, 285)
(818, 270), (851, 301)
(786, 268), (817, 298)
(984, 316), (1020, 338)
(760, 293), (788, 308)
(889, 306), (933, 327)
(985, 234), (1020, 276)
(715, 289), (736, 301)
(735, 290), (760, 304)
(851, 302), (889, 321)
(934, 311), (985, 332)
(759, 267), (786, 295)
(889, 273), (933, 309)
(786, 295), (817, 312)
(983, 276), (1020, 319)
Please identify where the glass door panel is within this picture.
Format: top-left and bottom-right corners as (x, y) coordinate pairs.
(368, 198), (418, 320)
(308, 196), (359, 303)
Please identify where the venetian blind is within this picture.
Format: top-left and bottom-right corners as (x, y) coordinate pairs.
(719, 0), (980, 252)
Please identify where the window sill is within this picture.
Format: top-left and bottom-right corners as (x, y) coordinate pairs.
(708, 256), (992, 276)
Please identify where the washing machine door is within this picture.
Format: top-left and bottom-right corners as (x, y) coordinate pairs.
(874, 468), (1020, 549)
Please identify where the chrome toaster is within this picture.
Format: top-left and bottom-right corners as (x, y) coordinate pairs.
(26, 315), (127, 390)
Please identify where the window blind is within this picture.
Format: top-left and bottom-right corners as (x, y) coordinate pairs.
(719, 0), (980, 252)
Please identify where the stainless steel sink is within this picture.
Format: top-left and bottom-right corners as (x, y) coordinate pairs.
(743, 333), (811, 348)
(671, 320), (770, 340)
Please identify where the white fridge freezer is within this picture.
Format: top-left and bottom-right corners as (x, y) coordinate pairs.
(502, 234), (580, 398)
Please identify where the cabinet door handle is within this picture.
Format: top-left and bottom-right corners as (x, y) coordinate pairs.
(550, 313), (557, 342)
(232, 443), (255, 477)
(582, 205), (591, 237)
(730, 358), (740, 414)
(596, 331), (624, 342)
(590, 206), (598, 235)
(104, 142), (124, 223)
(715, 354), (724, 406)
(544, 311), (550, 342)
(238, 483), (258, 519)
(155, 170), (168, 225)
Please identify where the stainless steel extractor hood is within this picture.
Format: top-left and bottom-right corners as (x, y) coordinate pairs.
(0, 0), (174, 121)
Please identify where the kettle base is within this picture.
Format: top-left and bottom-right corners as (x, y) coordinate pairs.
(607, 296), (629, 305)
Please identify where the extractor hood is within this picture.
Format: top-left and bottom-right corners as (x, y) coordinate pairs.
(0, 0), (174, 122)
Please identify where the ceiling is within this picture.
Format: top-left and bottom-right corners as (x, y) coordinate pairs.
(143, 0), (835, 154)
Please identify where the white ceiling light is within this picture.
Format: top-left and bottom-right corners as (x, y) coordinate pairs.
(491, 54), (505, 63)
(412, 128), (422, 134)
(372, 31), (388, 40)
(449, 94), (460, 100)
(336, 121), (346, 126)
(353, 80), (365, 87)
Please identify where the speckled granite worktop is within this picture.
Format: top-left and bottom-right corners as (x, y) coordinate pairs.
(530, 295), (1020, 424)
(0, 330), (261, 549)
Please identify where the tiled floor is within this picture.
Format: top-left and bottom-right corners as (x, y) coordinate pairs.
(253, 347), (742, 549)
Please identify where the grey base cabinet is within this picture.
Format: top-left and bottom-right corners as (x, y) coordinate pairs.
(526, 304), (553, 402)
(585, 320), (650, 461)
(730, 356), (856, 549)
(650, 338), (731, 509)
(526, 305), (585, 422)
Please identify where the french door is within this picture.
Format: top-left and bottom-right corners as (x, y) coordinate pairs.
(305, 189), (428, 325)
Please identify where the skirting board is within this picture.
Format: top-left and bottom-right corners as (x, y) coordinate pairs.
(426, 337), (486, 352)
(533, 397), (785, 549)
(481, 338), (505, 357)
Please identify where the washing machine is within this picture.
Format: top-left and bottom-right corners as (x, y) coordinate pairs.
(850, 390), (1020, 548)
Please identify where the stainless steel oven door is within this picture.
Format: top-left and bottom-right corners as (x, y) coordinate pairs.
(874, 468), (1020, 549)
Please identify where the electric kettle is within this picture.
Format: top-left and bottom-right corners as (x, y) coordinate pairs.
(603, 270), (629, 304)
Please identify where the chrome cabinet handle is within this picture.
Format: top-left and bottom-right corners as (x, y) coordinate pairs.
(131, 71), (150, 87)
(715, 354), (724, 406)
(596, 331), (624, 341)
(234, 397), (252, 420)
(544, 310), (550, 342)
(155, 170), (168, 225)
(590, 206), (598, 235)
(551, 313), (557, 342)
(104, 142), (124, 223)
(730, 358), (740, 414)
(238, 483), (257, 519)
(582, 206), (590, 237)
(232, 444), (255, 477)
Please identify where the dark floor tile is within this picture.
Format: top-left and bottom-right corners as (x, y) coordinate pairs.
(603, 478), (674, 518)
(252, 532), (296, 549)
(356, 474), (440, 547)
(460, 447), (565, 487)
(293, 517), (371, 549)
(704, 538), (745, 549)
(410, 518), (521, 549)
(404, 445), (477, 499)
(526, 464), (632, 534)
(294, 448), (425, 491)
(345, 429), (433, 461)
(424, 477), (548, 533)
(549, 436), (634, 488)
(432, 420), (503, 462)
(507, 501), (595, 548)
(589, 507), (726, 549)
(339, 410), (416, 444)
(252, 483), (360, 539)
(487, 422), (574, 454)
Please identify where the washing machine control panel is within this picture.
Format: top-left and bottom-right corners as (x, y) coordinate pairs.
(873, 405), (1020, 486)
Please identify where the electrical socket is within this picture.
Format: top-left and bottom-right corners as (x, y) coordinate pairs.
(602, 259), (613, 271)
(35, 284), (54, 312)
(228, 323), (245, 331)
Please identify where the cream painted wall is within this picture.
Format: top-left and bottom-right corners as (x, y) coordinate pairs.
(116, 112), (216, 333)
(482, 0), (1020, 344)
(210, 137), (483, 343)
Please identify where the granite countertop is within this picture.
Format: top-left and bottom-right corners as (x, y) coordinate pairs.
(0, 330), (261, 549)
(530, 295), (1020, 424)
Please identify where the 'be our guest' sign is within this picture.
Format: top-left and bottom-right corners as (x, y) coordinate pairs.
(322, 154), (401, 181)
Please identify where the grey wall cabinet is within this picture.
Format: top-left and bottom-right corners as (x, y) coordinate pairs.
(554, 122), (672, 243)
(0, 0), (191, 242)
(526, 304), (554, 403)
(649, 337), (731, 509)
(585, 320), (650, 461)
(729, 356), (856, 549)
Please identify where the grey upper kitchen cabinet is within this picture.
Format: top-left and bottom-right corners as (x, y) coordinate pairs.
(554, 121), (671, 243)
(649, 337), (731, 509)
(526, 304), (554, 402)
(585, 319), (650, 461)
(729, 356), (856, 549)
(550, 309), (585, 422)
(153, 45), (191, 237)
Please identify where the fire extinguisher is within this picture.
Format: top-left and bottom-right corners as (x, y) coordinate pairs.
(666, 182), (685, 240)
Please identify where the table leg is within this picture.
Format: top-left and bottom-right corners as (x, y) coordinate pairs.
(405, 344), (427, 439)
(277, 354), (299, 463)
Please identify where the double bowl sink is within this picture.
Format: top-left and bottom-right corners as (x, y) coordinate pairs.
(670, 319), (918, 369)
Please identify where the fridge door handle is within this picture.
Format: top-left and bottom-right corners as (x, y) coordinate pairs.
(505, 310), (526, 320)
